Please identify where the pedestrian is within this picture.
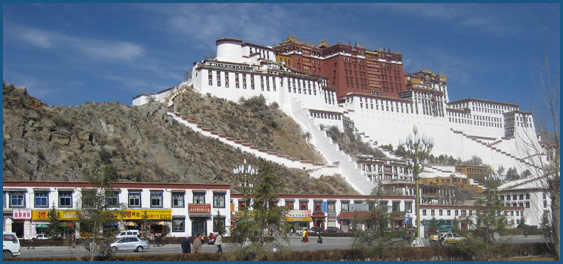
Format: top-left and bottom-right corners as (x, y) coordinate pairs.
(193, 234), (203, 253)
(28, 237), (35, 250)
(243, 237), (251, 248)
(215, 233), (223, 253)
(304, 230), (309, 243)
(208, 232), (215, 245)
(181, 235), (191, 254)
(157, 234), (163, 247)
(71, 233), (76, 248)
(317, 234), (323, 244)
(301, 229), (306, 243)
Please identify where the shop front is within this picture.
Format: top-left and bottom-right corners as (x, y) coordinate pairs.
(188, 203), (211, 237)
(312, 212), (326, 229)
(115, 209), (172, 238)
(12, 209), (32, 239)
(337, 211), (370, 233)
(32, 210), (79, 238)
(284, 210), (312, 232)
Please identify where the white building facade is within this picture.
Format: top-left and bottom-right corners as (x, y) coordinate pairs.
(3, 181), (231, 239)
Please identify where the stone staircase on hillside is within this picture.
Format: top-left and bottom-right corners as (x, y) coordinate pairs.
(449, 128), (540, 170)
(165, 110), (330, 171)
(287, 98), (372, 194)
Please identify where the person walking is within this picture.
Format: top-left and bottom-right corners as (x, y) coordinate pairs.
(193, 234), (203, 253)
(181, 235), (191, 253)
(71, 233), (77, 248)
(317, 234), (323, 244)
(301, 229), (306, 243)
(304, 230), (309, 243)
(28, 237), (35, 249)
(215, 233), (223, 253)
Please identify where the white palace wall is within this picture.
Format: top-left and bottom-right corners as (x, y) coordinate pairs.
(133, 38), (546, 195)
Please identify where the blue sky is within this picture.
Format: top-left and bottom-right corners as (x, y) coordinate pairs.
(3, 3), (560, 118)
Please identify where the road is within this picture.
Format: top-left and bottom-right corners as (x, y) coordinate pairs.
(16, 235), (549, 259)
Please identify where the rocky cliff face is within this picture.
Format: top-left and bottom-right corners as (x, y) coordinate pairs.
(3, 82), (357, 195)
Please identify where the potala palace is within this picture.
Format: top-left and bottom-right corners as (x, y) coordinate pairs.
(132, 37), (548, 198)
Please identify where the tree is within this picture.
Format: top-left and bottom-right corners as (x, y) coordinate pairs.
(516, 30), (560, 260)
(468, 179), (509, 260)
(78, 166), (121, 260)
(496, 166), (505, 178)
(213, 211), (226, 235)
(252, 161), (288, 244)
(47, 205), (63, 239)
(428, 217), (439, 235)
(466, 155), (483, 166)
(505, 167), (520, 181)
(352, 187), (407, 259)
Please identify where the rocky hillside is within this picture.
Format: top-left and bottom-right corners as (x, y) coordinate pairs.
(2, 82), (357, 195)
(172, 89), (324, 163)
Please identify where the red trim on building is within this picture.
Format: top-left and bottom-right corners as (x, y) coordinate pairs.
(3, 181), (230, 190)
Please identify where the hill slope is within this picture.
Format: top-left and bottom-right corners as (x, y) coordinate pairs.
(2, 82), (356, 195)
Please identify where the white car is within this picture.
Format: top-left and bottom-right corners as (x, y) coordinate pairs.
(3, 232), (21, 258)
(115, 230), (140, 239)
(35, 234), (51, 240)
(110, 237), (149, 252)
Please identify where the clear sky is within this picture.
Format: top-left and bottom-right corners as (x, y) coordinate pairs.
(3, 3), (560, 117)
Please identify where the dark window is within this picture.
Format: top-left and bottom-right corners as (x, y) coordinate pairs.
(151, 192), (163, 208)
(193, 192), (205, 204)
(10, 192), (25, 208)
(106, 191), (119, 207)
(172, 218), (185, 232)
(129, 192), (141, 207)
(172, 192), (185, 208)
(34, 192), (49, 208)
(59, 191), (73, 208)
(213, 192), (225, 208)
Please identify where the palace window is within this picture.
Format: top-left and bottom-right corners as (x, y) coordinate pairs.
(216, 71), (221, 87)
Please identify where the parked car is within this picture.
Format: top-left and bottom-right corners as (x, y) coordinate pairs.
(3, 232), (21, 258)
(35, 234), (51, 240)
(309, 227), (323, 235)
(441, 233), (466, 245)
(325, 227), (341, 233)
(115, 230), (140, 239)
(110, 237), (149, 252)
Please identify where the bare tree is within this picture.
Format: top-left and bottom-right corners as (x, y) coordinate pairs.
(517, 30), (560, 260)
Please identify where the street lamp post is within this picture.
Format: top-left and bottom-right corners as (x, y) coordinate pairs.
(233, 159), (258, 241)
(402, 125), (433, 241)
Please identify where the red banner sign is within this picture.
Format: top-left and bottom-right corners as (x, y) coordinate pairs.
(188, 204), (211, 214)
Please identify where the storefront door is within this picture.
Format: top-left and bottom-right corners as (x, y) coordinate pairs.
(191, 219), (206, 237)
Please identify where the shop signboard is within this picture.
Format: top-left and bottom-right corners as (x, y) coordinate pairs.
(115, 209), (172, 220)
(284, 210), (312, 222)
(188, 204), (211, 217)
(13, 209), (32, 220)
(32, 210), (80, 221)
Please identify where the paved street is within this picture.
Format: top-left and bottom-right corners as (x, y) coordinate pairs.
(16, 235), (549, 259)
